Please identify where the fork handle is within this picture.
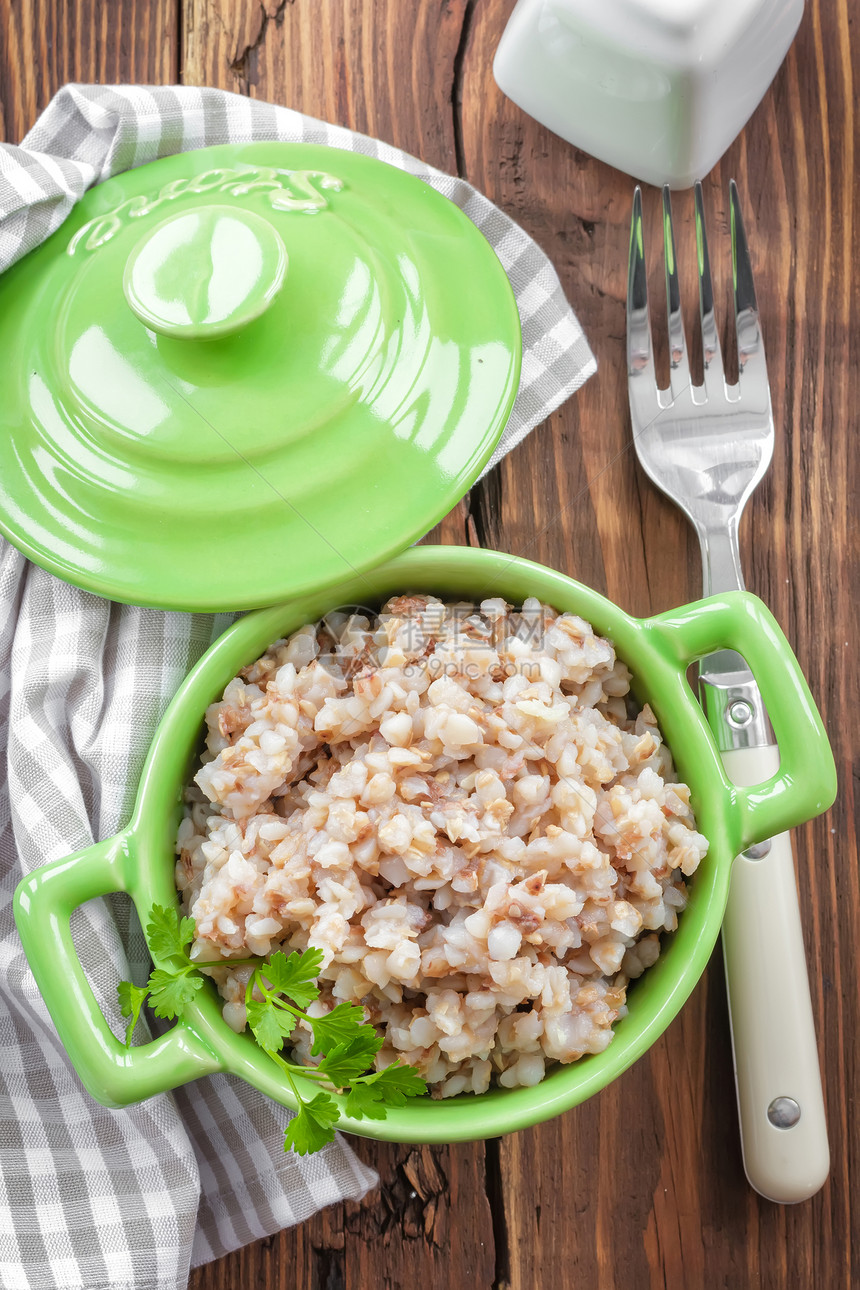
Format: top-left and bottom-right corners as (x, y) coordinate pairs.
(720, 742), (830, 1204)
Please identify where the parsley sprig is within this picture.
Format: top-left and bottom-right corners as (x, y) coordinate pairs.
(119, 905), (427, 1155)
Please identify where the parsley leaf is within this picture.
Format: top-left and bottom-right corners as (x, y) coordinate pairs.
(148, 967), (203, 1019)
(117, 980), (149, 1046)
(343, 1083), (388, 1121)
(261, 948), (325, 1009)
(309, 1002), (367, 1055)
(283, 1093), (339, 1156)
(370, 1061), (428, 1101)
(344, 1063), (428, 1120)
(246, 998), (297, 1053)
(119, 904), (427, 1155)
(146, 904), (195, 962)
(316, 1030), (383, 1086)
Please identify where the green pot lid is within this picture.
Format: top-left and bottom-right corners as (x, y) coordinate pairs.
(0, 143), (521, 611)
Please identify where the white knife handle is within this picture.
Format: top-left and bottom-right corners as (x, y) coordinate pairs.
(720, 743), (829, 1204)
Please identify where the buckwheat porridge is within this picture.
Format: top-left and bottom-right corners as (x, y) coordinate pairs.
(176, 594), (708, 1097)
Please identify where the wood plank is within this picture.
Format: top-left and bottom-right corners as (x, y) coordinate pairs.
(460, 2), (859, 1288)
(181, 4), (495, 1287)
(181, 0), (468, 171)
(0, 0), (178, 142)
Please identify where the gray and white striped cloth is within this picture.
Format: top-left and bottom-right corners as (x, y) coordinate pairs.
(0, 85), (595, 1290)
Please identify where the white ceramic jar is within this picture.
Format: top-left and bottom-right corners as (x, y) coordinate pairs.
(493, 0), (804, 189)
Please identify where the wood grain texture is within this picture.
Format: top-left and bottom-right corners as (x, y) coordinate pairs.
(0, 0), (178, 141)
(0, 0), (856, 1285)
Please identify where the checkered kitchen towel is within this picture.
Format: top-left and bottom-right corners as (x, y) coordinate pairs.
(0, 85), (595, 1290)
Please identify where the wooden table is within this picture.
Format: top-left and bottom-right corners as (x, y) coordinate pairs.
(2, 2), (856, 1286)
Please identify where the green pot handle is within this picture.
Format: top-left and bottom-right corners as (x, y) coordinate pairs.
(644, 592), (837, 852)
(13, 833), (224, 1108)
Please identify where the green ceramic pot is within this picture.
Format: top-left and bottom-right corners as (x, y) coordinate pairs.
(13, 546), (836, 1142)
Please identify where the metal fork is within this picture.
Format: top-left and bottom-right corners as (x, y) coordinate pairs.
(627, 183), (829, 1203)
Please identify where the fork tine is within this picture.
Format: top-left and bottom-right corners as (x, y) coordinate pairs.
(730, 179), (769, 400)
(627, 186), (662, 417)
(694, 181), (725, 395)
(662, 185), (691, 395)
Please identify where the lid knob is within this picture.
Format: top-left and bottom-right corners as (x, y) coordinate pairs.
(123, 205), (288, 340)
